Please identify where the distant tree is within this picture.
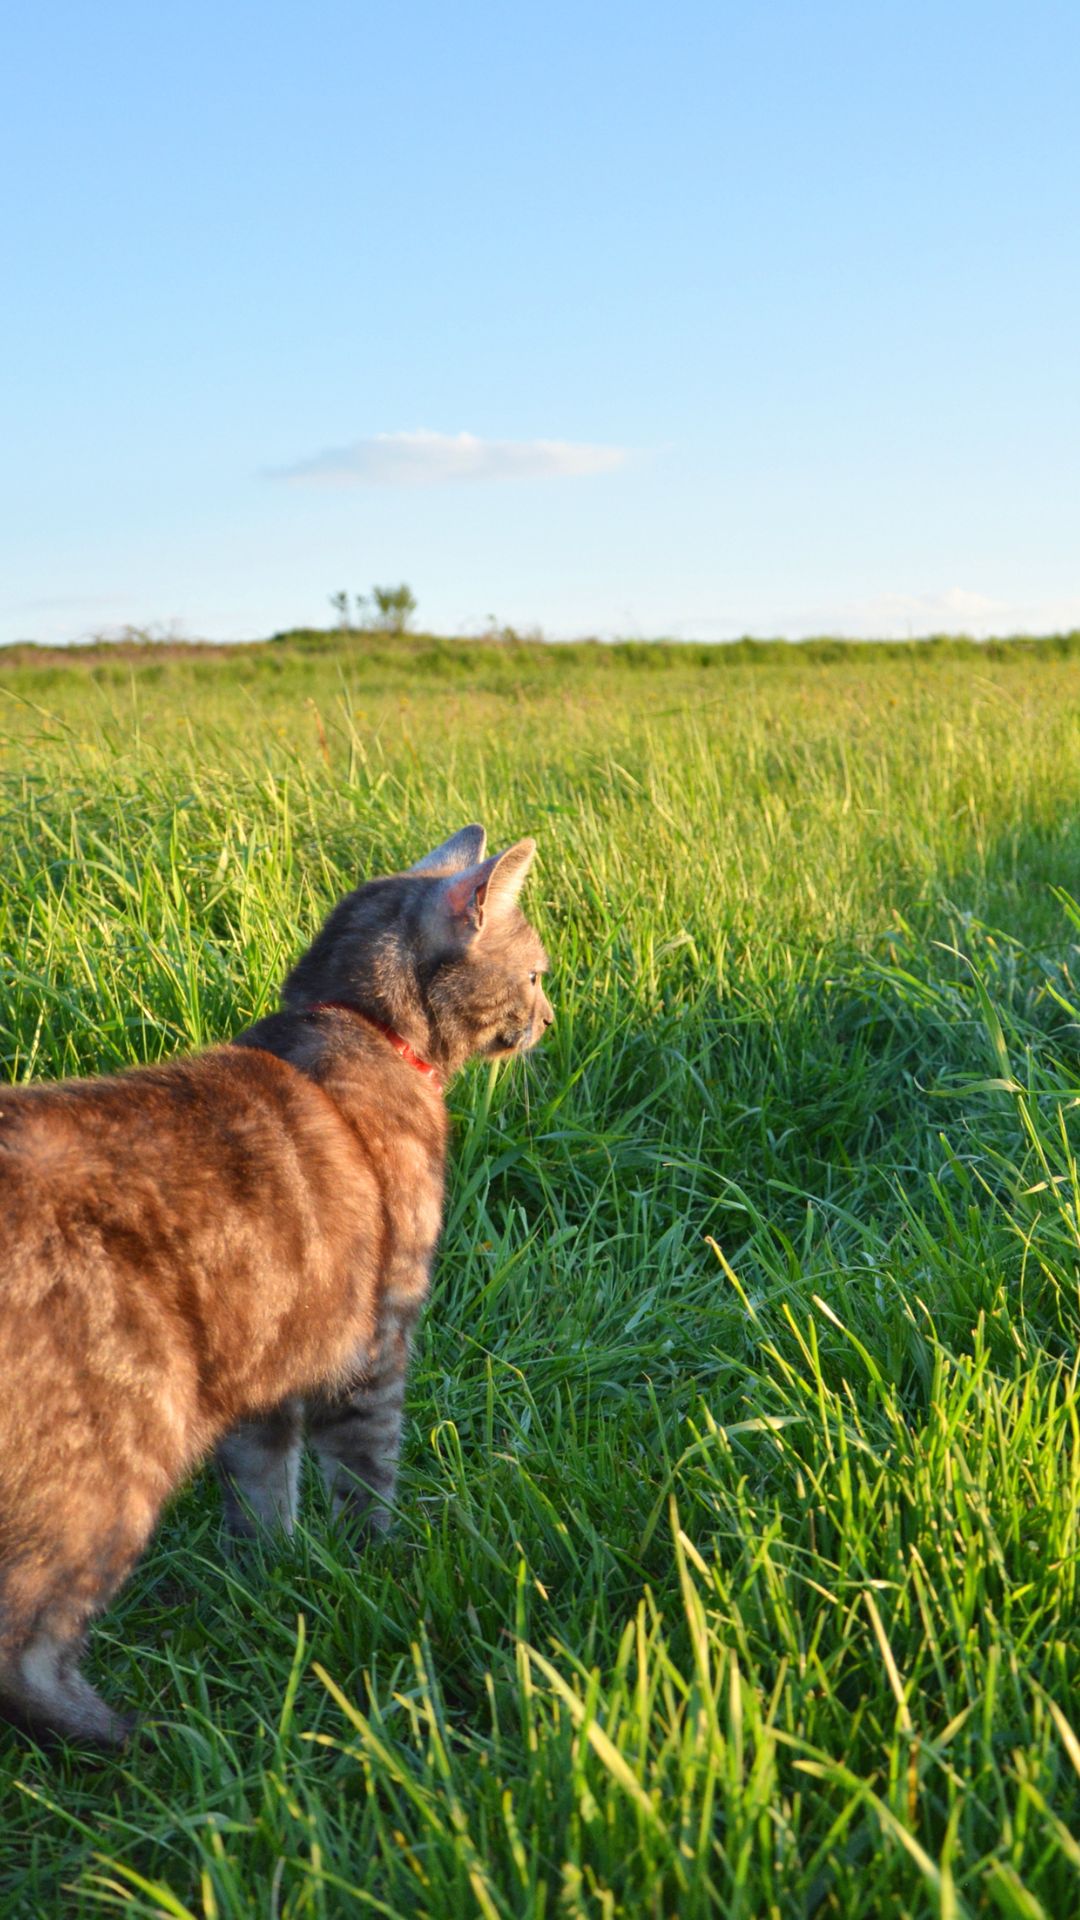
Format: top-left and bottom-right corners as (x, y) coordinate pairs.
(327, 584), (416, 637)
(371, 584), (417, 634)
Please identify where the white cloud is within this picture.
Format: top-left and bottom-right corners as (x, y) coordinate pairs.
(663, 589), (1080, 643)
(9, 593), (127, 614)
(793, 588), (1080, 641)
(272, 429), (631, 487)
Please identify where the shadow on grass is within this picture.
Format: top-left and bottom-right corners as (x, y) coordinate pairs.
(3, 815), (1080, 1914)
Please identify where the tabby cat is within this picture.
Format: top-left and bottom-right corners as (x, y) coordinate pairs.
(0, 825), (551, 1745)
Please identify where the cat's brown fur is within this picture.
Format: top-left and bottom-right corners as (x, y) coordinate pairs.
(0, 825), (551, 1746)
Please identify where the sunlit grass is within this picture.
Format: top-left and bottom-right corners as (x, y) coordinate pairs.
(2, 634), (1080, 1915)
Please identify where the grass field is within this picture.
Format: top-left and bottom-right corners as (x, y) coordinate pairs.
(2, 632), (1080, 1917)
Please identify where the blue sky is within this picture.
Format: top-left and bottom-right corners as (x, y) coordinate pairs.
(4, 0), (1079, 644)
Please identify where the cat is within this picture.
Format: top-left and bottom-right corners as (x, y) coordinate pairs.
(0, 824), (552, 1746)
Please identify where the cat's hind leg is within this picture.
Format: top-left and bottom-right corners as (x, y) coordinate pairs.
(0, 1629), (133, 1747)
(216, 1398), (303, 1541)
(0, 1537), (146, 1747)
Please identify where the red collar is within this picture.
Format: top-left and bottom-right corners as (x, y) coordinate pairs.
(310, 1001), (443, 1090)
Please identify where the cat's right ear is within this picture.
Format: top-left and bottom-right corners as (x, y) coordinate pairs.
(409, 825), (487, 875)
(432, 838), (536, 942)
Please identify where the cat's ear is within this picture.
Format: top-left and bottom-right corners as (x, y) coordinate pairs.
(409, 824), (487, 875)
(438, 838), (537, 937)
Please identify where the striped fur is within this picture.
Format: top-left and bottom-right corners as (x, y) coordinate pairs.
(0, 826), (552, 1745)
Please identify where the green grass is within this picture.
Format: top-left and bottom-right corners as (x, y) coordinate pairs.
(2, 632), (1080, 1917)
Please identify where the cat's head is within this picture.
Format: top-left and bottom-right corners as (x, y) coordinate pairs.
(283, 825), (553, 1076)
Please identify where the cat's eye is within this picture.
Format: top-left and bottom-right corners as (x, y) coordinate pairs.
(529, 971), (538, 985)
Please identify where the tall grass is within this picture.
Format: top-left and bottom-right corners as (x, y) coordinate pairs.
(1, 637), (1080, 1916)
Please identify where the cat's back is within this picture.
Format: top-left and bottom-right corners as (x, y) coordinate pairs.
(0, 1041), (405, 1458)
(0, 1044), (373, 1321)
(0, 1043), (352, 1207)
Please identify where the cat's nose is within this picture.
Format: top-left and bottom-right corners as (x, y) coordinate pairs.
(540, 996), (554, 1030)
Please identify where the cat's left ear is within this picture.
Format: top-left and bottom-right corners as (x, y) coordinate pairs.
(409, 824), (487, 875)
(438, 838), (536, 937)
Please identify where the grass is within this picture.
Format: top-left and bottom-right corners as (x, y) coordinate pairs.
(1, 632), (1080, 1916)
